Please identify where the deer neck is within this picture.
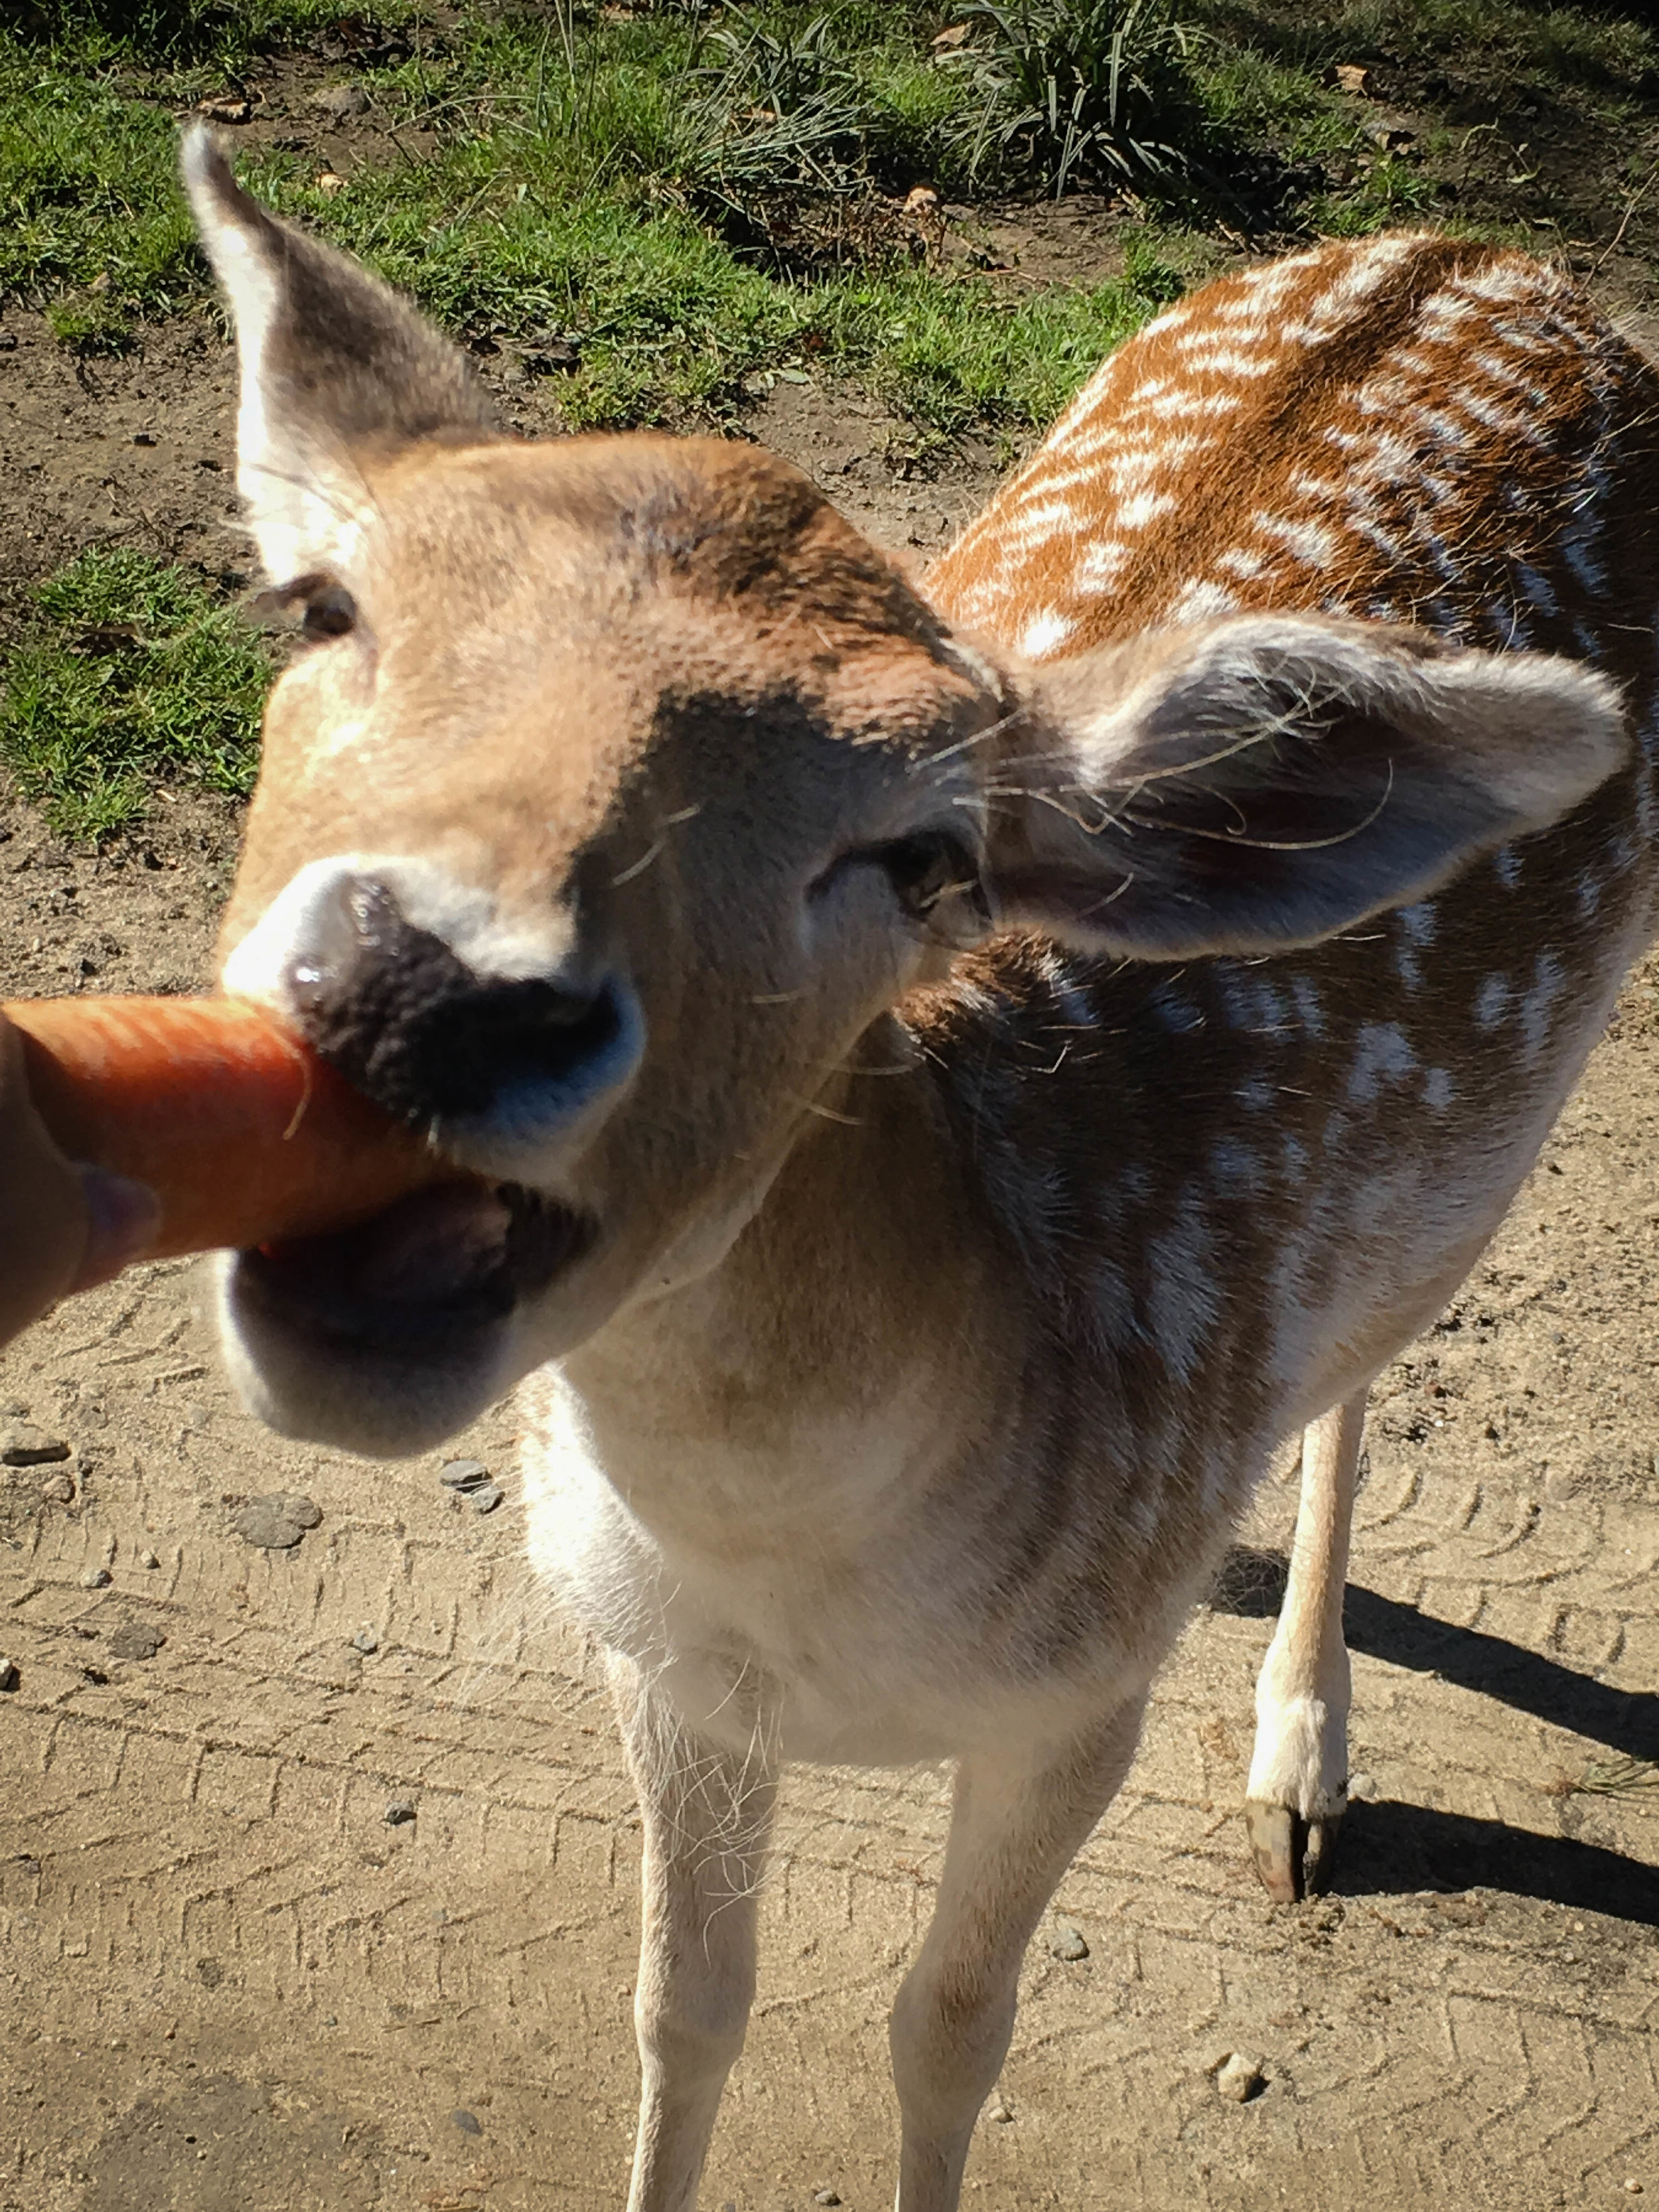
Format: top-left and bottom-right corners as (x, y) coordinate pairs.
(555, 1009), (1032, 1540)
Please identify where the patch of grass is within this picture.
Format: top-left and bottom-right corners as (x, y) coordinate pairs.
(17, 0), (405, 68)
(1189, 0), (1658, 97)
(816, 259), (1164, 431)
(7, 1), (1656, 439)
(44, 292), (135, 354)
(1308, 148), (1439, 235)
(0, 45), (202, 316)
(0, 552), (271, 842)
(948, 0), (1209, 196)
(0, 3), (1179, 435)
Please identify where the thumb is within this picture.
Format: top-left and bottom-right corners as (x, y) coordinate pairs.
(71, 1167), (164, 1292)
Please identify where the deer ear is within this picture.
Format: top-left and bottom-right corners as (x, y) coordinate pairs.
(180, 124), (498, 582)
(985, 614), (1627, 959)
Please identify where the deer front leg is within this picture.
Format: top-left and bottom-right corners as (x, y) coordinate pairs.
(1244, 1393), (1364, 1903)
(889, 1696), (1147, 2212)
(611, 1655), (779, 2212)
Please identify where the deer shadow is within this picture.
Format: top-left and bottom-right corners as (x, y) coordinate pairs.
(1211, 1546), (1659, 1928)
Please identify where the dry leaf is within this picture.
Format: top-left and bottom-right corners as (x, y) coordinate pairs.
(1334, 64), (1371, 96)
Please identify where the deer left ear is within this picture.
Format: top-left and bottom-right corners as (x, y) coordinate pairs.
(982, 614), (1628, 960)
(180, 125), (499, 583)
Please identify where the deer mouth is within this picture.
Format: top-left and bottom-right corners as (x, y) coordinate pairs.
(235, 1179), (593, 1355)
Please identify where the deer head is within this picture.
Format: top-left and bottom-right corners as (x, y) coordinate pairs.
(182, 128), (1626, 1456)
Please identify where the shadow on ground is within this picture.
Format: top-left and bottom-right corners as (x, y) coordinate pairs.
(1212, 1544), (1659, 1925)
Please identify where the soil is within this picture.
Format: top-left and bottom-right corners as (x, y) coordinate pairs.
(2, 32), (1658, 2209)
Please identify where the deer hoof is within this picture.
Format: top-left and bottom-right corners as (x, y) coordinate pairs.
(1244, 1799), (1344, 1902)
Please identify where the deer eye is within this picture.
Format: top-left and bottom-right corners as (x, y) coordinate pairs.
(875, 832), (978, 918)
(300, 583), (358, 641)
(254, 573), (359, 642)
(808, 830), (987, 939)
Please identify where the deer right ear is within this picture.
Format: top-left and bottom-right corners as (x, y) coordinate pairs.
(180, 125), (498, 583)
(983, 613), (1628, 960)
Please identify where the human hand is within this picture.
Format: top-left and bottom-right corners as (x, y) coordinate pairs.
(0, 1011), (160, 1347)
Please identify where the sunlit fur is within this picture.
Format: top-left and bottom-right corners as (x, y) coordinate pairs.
(183, 126), (1652, 2210)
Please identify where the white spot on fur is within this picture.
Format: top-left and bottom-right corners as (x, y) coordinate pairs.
(1019, 610), (1076, 660)
(1209, 1138), (1264, 1194)
(1173, 348), (1279, 378)
(1151, 986), (1204, 1034)
(1518, 950), (1565, 1063)
(1290, 976), (1325, 1038)
(1117, 488), (1177, 532)
(1347, 1021), (1417, 1103)
(1167, 579), (1243, 623)
(1215, 546), (1269, 581)
(1475, 974), (1512, 1029)
(1423, 1067), (1455, 1112)
(1253, 512), (1338, 571)
(1146, 388), (1242, 419)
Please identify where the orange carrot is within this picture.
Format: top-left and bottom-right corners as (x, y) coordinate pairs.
(3, 994), (452, 1260)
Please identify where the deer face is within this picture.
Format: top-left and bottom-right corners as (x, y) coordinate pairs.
(217, 433), (1003, 1449)
(184, 131), (1626, 1455)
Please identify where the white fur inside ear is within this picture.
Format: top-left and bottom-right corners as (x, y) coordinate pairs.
(1076, 613), (1625, 840)
(181, 124), (372, 582)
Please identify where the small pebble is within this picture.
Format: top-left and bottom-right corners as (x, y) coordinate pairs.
(986, 2095), (1014, 2124)
(470, 1483), (504, 1514)
(352, 1628), (380, 1655)
(108, 1622), (165, 1660)
(139, 1550), (160, 1570)
(38, 1472), (74, 1505)
(133, 430), (157, 446)
(1, 1422), (70, 1467)
(451, 2108), (482, 2136)
(81, 1567), (111, 1590)
(1624, 2183), (1644, 2196)
(439, 1459), (490, 1491)
(0, 1660), (19, 1692)
(1049, 1916), (1089, 1962)
(310, 80), (369, 118)
(1216, 2052), (1265, 2104)
(234, 1493), (322, 1550)
(385, 1799), (417, 1826)
(814, 2191), (841, 2205)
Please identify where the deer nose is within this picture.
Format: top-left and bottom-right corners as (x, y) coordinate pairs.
(285, 875), (638, 1127)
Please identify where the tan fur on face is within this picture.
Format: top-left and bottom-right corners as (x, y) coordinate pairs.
(224, 435), (992, 955)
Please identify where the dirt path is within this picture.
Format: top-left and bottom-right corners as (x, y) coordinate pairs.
(1, 309), (1656, 2212)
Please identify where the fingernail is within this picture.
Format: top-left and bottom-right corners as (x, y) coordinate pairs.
(74, 1169), (163, 1290)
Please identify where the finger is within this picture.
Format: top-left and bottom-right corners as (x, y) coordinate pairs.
(72, 1167), (163, 1292)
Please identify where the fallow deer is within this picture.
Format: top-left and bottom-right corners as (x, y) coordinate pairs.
(181, 124), (1655, 2211)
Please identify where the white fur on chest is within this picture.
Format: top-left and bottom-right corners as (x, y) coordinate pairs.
(517, 1369), (1135, 1766)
